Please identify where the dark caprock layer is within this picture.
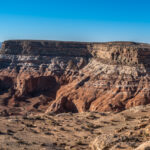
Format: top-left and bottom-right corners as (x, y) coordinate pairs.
(1, 40), (150, 71)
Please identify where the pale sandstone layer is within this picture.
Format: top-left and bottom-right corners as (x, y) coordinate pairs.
(0, 40), (150, 115)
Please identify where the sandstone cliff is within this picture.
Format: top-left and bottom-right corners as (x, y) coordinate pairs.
(0, 40), (150, 115)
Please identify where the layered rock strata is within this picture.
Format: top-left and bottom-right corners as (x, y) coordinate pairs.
(0, 40), (150, 115)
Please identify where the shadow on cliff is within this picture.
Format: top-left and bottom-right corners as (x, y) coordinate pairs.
(47, 96), (78, 113)
(21, 76), (60, 100)
(0, 77), (14, 95)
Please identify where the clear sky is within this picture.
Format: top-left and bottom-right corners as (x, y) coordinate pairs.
(0, 0), (150, 43)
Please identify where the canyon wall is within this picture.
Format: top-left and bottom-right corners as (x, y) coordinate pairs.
(0, 40), (150, 115)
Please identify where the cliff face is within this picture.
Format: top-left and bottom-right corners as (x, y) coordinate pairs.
(0, 40), (150, 115)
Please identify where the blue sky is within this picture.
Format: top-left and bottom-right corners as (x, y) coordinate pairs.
(0, 0), (150, 42)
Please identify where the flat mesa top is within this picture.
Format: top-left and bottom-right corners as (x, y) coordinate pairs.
(2, 40), (144, 44)
(2, 40), (150, 48)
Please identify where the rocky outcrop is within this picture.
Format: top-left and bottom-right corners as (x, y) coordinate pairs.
(135, 141), (150, 150)
(1, 40), (92, 56)
(89, 134), (135, 150)
(0, 40), (150, 115)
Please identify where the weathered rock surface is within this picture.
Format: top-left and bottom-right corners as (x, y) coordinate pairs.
(0, 40), (150, 115)
(135, 141), (150, 150)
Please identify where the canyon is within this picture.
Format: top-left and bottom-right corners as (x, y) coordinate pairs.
(1, 40), (150, 150)
(0, 40), (150, 115)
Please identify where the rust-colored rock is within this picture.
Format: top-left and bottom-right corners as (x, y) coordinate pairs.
(0, 40), (150, 115)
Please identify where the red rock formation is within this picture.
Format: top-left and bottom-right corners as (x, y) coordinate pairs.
(0, 40), (150, 115)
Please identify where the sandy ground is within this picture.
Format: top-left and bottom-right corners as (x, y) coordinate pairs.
(0, 105), (150, 150)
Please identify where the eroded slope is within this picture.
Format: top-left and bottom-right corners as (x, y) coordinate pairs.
(0, 40), (150, 115)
